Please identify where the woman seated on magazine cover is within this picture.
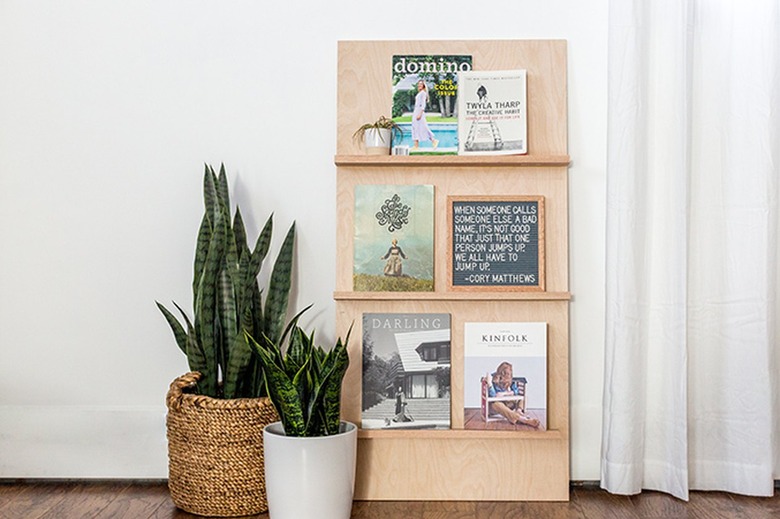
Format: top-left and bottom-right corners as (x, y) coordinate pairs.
(381, 238), (407, 276)
(488, 361), (540, 428)
(412, 80), (439, 151)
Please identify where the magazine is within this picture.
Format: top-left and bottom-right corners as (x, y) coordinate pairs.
(463, 322), (546, 430)
(353, 184), (434, 292)
(457, 69), (528, 155)
(391, 55), (473, 155)
(361, 313), (451, 430)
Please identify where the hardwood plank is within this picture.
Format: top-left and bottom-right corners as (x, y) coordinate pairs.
(476, 500), (586, 519)
(35, 482), (130, 519)
(572, 486), (641, 519)
(628, 489), (691, 518)
(687, 491), (763, 519)
(0, 482), (72, 519)
(1, 482), (779, 518)
(146, 486), (268, 519)
(94, 483), (170, 519)
(725, 492), (780, 519)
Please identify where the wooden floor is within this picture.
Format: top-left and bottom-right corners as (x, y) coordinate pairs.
(0, 481), (778, 518)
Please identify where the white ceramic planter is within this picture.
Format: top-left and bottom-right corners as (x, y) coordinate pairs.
(363, 128), (392, 155)
(263, 421), (358, 519)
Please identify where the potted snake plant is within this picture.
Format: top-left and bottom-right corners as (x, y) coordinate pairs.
(247, 310), (356, 519)
(156, 164), (295, 517)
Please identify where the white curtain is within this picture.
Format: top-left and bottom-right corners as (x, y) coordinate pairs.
(602, 0), (780, 500)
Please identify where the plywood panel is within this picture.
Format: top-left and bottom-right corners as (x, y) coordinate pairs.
(336, 166), (568, 293)
(354, 437), (568, 501)
(335, 39), (569, 502)
(336, 300), (568, 434)
(337, 40), (567, 155)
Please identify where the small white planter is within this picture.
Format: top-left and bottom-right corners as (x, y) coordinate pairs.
(363, 128), (392, 155)
(263, 421), (358, 519)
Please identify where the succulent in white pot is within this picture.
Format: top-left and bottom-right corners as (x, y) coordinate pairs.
(247, 309), (356, 519)
(352, 115), (403, 155)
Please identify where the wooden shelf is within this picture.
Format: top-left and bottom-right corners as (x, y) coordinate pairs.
(334, 291), (572, 301)
(336, 39), (570, 502)
(335, 154), (571, 167)
(358, 428), (566, 441)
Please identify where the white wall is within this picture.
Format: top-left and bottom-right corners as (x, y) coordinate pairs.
(0, 1), (607, 480)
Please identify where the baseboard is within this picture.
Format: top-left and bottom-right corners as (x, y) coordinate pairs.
(570, 480), (601, 488)
(0, 405), (168, 479)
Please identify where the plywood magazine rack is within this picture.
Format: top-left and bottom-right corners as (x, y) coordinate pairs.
(335, 40), (570, 501)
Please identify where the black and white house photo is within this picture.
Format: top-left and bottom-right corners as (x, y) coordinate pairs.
(361, 313), (451, 430)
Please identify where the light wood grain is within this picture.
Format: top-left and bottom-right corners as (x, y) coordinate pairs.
(334, 155), (571, 167)
(357, 428), (565, 440)
(333, 291), (572, 301)
(3, 483), (776, 518)
(336, 166), (568, 293)
(337, 299), (568, 433)
(337, 40), (567, 156)
(354, 437), (569, 500)
(335, 40), (569, 502)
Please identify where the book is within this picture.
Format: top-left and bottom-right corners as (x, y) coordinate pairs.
(457, 69), (528, 155)
(391, 55), (473, 155)
(361, 313), (451, 430)
(353, 184), (434, 292)
(463, 322), (547, 430)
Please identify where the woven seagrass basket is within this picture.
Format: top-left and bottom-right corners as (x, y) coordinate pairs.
(166, 372), (279, 517)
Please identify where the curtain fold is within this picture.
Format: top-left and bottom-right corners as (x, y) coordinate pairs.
(603, 0), (779, 500)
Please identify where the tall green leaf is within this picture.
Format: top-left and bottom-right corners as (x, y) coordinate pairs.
(264, 223), (295, 343)
(215, 163), (230, 214)
(320, 334), (351, 435)
(224, 332), (252, 399)
(251, 215), (274, 267)
(192, 213), (212, 300)
(156, 302), (187, 355)
(250, 280), (264, 340)
(285, 326), (309, 379)
(233, 207), (249, 262)
(217, 267), (236, 377)
(177, 302), (208, 376)
(243, 215), (273, 295)
(203, 165), (218, 225)
(193, 204), (226, 397)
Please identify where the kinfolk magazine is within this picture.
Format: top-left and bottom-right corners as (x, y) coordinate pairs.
(463, 322), (546, 431)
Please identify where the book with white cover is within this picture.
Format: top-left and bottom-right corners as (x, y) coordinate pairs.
(457, 69), (527, 155)
(463, 321), (546, 430)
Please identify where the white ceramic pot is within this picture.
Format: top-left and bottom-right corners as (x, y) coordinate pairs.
(263, 421), (358, 519)
(363, 128), (392, 155)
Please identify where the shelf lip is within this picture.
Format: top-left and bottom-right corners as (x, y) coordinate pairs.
(334, 291), (571, 302)
(358, 428), (566, 440)
(334, 154), (571, 167)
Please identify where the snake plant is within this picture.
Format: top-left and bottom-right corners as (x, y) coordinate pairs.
(157, 164), (295, 399)
(247, 309), (352, 436)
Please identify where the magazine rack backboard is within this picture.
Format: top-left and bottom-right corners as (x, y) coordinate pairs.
(335, 39), (570, 501)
